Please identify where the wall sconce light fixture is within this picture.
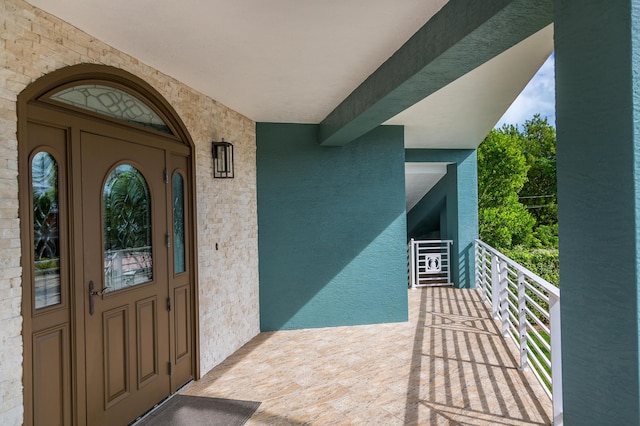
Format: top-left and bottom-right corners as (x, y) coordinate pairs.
(212, 139), (234, 178)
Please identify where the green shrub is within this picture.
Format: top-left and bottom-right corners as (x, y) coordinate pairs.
(532, 223), (558, 249)
(502, 246), (559, 286)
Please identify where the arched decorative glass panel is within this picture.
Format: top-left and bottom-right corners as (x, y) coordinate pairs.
(49, 84), (172, 134)
(103, 164), (153, 292)
(32, 151), (61, 309)
(172, 172), (186, 274)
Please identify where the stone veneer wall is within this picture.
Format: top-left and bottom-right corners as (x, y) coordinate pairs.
(0, 0), (260, 423)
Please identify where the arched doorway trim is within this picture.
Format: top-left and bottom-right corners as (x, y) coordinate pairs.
(18, 64), (200, 426)
(19, 64), (194, 145)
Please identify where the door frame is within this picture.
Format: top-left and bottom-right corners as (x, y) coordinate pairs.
(18, 64), (200, 426)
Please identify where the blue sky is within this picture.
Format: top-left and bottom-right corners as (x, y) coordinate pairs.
(495, 52), (555, 129)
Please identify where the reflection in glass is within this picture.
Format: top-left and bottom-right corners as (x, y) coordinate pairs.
(50, 84), (171, 134)
(173, 173), (186, 274)
(103, 164), (153, 292)
(32, 151), (61, 309)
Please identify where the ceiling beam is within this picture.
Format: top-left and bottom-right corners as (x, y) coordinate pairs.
(318, 0), (553, 146)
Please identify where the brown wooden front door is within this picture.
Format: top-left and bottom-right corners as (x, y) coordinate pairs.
(21, 67), (197, 426)
(81, 132), (171, 425)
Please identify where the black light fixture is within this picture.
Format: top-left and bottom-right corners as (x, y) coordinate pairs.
(212, 139), (234, 178)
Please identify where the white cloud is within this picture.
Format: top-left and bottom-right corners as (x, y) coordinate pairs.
(495, 52), (556, 129)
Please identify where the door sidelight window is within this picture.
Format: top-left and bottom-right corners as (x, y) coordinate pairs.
(32, 151), (61, 309)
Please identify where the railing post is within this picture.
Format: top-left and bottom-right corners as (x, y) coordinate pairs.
(481, 246), (489, 297)
(409, 238), (416, 289)
(474, 241), (480, 288)
(446, 240), (453, 286)
(499, 259), (509, 337)
(550, 294), (563, 426)
(491, 254), (500, 319)
(517, 271), (528, 371)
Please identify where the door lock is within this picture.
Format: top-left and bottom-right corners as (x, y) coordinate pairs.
(88, 280), (110, 315)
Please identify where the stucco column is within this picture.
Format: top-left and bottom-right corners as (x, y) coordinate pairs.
(452, 151), (478, 289)
(555, 0), (640, 423)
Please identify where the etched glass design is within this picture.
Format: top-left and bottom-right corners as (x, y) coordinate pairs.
(172, 173), (186, 274)
(103, 164), (153, 292)
(50, 84), (171, 134)
(32, 151), (61, 309)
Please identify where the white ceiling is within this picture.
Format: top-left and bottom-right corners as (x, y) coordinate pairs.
(405, 163), (449, 212)
(26, 0), (554, 210)
(26, 0), (449, 123)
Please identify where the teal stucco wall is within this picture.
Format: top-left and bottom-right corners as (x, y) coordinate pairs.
(256, 124), (408, 331)
(555, 0), (640, 423)
(405, 149), (478, 289)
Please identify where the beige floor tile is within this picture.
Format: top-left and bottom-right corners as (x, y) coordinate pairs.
(182, 287), (552, 425)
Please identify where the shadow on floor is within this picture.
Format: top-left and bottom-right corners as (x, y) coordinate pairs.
(404, 287), (551, 425)
(183, 287), (552, 425)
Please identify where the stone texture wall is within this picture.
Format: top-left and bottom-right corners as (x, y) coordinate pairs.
(0, 0), (260, 423)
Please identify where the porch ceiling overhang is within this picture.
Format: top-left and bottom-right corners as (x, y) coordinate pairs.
(26, 0), (553, 150)
(26, 0), (553, 214)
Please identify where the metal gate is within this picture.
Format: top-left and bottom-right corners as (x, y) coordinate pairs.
(407, 239), (454, 288)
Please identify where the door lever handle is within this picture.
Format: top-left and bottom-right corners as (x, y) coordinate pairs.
(88, 281), (110, 315)
(90, 285), (110, 297)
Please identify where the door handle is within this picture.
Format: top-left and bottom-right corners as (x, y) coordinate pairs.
(88, 280), (110, 315)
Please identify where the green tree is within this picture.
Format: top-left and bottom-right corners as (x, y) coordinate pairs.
(478, 129), (536, 249)
(477, 115), (559, 284)
(520, 115), (557, 227)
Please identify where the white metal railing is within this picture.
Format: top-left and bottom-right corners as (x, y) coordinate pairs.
(408, 239), (454, 288)
(475, 239), (562, 426)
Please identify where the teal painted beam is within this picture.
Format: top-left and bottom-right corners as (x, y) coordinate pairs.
(318, 0), (553, 146)
(555, 0), (640, 423)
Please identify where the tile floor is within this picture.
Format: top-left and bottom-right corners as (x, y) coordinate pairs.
(182, 287), (552, 425)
